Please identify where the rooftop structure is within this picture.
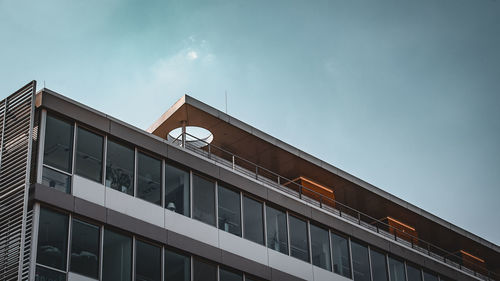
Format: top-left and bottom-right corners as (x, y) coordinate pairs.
(0, 81), (498, 281)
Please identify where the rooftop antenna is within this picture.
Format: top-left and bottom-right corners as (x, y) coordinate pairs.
(225, 90), (228, 114)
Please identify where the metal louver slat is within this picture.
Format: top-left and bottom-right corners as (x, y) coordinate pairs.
(0, 81), (35, 281)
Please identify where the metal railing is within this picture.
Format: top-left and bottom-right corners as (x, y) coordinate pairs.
(172, 132), (498, 281)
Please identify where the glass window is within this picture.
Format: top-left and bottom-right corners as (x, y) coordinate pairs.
(218, 185), (241, 236)
(332, 232), (351, 278)
(75, 127), (103, 183)
(70, 219), (99, 279)
(351, 241), (370, 281)
(388, 256), (406, 281)
(165, 249), (190, 281)
(165, 163), (190, 216)
(220, 267), (243, 281)
(37, 208), (68, 270)
(106, 140), (134, 195)
(310, 224), (331, 270)
(192, 174), (216, 225)
(42, 166), (71, 193)
(35, 266), (66, 281)
(136, 240), (161, 281)
(243, 196), (264, 245)
(103, 229), (132, 281)
(406, 264), (422, 281)
(423, 271), (438, 281)
(370, 249), (388, 281)
(266, 205), (288, 255)
(289, 215), (309, 262)
(137, 152), (162, 205)
(44, 114), (73, 172)
(193, 258), (217, 281)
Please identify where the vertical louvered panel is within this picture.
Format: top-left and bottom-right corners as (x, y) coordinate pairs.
(0, 81), (36, 281)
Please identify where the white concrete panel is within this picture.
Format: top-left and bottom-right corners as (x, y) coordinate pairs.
(68, 272), (97, 281)
(73, 175), (105, 206)
(313, 266), (350, 281)
(268, 249), (314, 280)
(165, 210), (219, 247)
(105, 187), (164, 227)
(218, 230), (268, 265)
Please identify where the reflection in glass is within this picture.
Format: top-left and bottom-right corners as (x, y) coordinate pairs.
(219, 268), (243, 281)
(406, 264), (422, 281)
(351, 241), (370, 281)
(165, 249), (190, 281)
(332, 233), (351, 278)
(136, 240), (161, 281)
(42, 166), (71, 193)
(137, 152), (162, 205)
(266, 205), (288, 254)
(193, 174), (216, 225)
(165, 163), (190, 216)
(44, 114), (73, 172)
(70, 219), (99, 279)
(243, 196), (264, 245)
(218, 185), (241, 236)
(311, 224), (331, 270)
(370, 249), (388, 281)
(75, 127), (103, 182)
(388, 256), (406, 281)
(103, 229), (132, 281)
(423, 271), (438, 281)
(289, 215), (309, 262)
(37, 208), (68, 270)
(193, 258), (217, 281)
(106, 140), (134, 195)
(35, 266), (66, 281)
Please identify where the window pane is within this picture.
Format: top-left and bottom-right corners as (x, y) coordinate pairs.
(137, 152), (162, 205)
(44, 114), (73, 172)
(243, 196), (264, 245)
(351, 241), (370, 281)
(220, 268), (243, 281)
(75, 127), (103, 182)
(332, 233), (351, 278)
(331, 233), (351, 277)
(289, 215), (309, 262)
(266, 205), (288, 255)
(42, 166), (71, 193)
(371, 249), (388, 281)
(165, 249), (190, 281)
(388, 256), (406, 281)
(406, 264), (422, 281)
(218, 185), (241, 236)
(103, 229), (131, 281)
(106, 140), (134, 195)
(70, 219), (99, 279)
(311, 224), (331, 270)
(35, 266), (66, 281)
(423, 271), (438, 281)
(165, 163), (190, 216)
(192, 174), (215, 225)
(136, 240), (161, 281)
(37, 208), (68, 270)
(193, 258), (217, 281)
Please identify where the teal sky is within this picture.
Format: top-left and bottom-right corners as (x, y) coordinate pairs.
(1, 0), (499, 245)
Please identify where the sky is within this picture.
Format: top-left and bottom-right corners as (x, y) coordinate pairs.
(1, 0), (499, 245)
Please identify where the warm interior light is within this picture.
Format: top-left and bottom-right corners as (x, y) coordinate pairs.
(387, 217), (416, 231)
(293, 177), (333, 194)
(460, 250), (485, 263)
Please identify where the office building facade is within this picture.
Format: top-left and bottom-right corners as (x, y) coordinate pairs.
(0, 81), (498, 281)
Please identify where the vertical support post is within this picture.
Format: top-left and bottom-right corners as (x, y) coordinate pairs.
(232, 155), (235, 170)
(255, 166), (258, 179)
(181, 120), (186, 148)
(358, 213), (361, 225)
(208, 145), (211, 159)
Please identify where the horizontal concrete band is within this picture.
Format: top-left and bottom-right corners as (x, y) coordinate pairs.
(31, 183), (304, 281)
(37, 92), (476, 281)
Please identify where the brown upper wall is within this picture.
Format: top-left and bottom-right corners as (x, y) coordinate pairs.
(36, 89), (500, 275)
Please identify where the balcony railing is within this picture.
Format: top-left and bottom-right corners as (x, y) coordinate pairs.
(172, 132), (497, 281)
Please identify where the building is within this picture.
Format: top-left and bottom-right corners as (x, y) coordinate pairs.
(0, 81), (498, 281)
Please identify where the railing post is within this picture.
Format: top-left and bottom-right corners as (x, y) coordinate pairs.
(427, 244), (431, 256)
(277, 176), (280, 185)
(208, 145), (211, 159)
(181, 121), (186, 148)
(299, 185), (302, 199)
(232, 155), (235, 170)
(358, 213), (361, 225)
(319, 197), (323, 208)
(255, 166), (258, 179)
